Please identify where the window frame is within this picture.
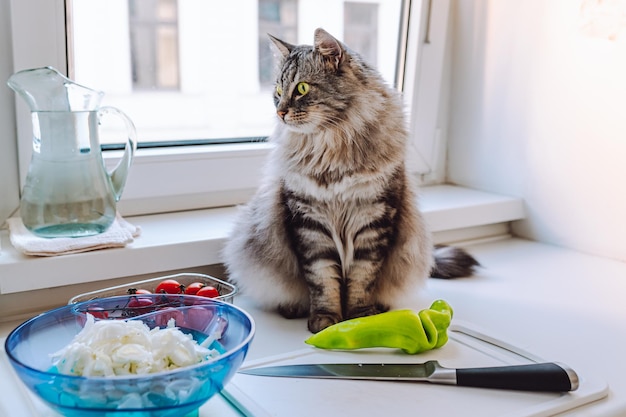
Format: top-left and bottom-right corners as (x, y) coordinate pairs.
(8, 0), (450, 217)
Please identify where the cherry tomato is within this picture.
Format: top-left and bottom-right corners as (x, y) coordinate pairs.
(127, 288), (151, 295)
(184, 282), (205, 295)
(155, 279), (184, 294)
(196, 285), (220, 298)
(128, 296), (154, 308)
(86, 307), (109, 319)
(127, 296), (155, 315)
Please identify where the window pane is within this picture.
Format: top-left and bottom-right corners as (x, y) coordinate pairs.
(69, 0), (403, 146)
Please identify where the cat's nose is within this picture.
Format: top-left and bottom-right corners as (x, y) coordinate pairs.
(277, 110), (287, 120)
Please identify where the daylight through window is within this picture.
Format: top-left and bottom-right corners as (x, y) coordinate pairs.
(69, 0), (403, 146)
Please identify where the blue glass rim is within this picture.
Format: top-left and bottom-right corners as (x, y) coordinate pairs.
(4, 294), (255, 382)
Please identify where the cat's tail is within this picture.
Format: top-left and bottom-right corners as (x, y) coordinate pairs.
(430, 245), (480, 279)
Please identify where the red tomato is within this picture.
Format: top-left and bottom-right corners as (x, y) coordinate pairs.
(184, 282), (205, 295)
(155, 279), (184, 294)
(127, 288), (151, 295)
(127, 296), (155, 315)
(86, 307), (109, 319)
(196, 285), (220, 298)
(128, 296), (155, 308)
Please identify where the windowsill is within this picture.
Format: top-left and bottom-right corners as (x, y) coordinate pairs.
(0, 185), (524, 295)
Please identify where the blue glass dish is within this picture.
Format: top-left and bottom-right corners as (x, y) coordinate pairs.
(4, 295), (255, 417)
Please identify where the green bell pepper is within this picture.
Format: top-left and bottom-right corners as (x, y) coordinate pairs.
(304, 300), (453, 354)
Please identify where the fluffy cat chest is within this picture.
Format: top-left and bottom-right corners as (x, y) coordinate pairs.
(282, 171), (399, 239)
(284, 196), (395, 279)
(283, 170), (390, 202)
(287, 193), (395, 252)
(288, 197), (390, 239)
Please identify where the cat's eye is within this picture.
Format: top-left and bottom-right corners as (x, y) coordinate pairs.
(276, 85), (283, 96)
(296, 82), (310, 96)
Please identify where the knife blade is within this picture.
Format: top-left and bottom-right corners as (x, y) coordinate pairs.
(239, 361), (579, 392)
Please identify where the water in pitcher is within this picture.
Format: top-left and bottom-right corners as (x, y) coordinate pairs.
(20, 198), (115, 238)
(19, 142), (117, 238)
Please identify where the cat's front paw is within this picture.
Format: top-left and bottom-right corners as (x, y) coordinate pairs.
(345, 303), (389, 320)
(308, 313), (341, 333)
(277, 303), (309, 319)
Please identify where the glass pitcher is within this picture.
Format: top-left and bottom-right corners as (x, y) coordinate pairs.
(7, 66), (137, 238)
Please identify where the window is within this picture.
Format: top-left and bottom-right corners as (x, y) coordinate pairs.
(7, 0), (450, 217)
(69, 0), (402, 147)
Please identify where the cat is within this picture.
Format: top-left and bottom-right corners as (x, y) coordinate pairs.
(222, 28), (478, 333)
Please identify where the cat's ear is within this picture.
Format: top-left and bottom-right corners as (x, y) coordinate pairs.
(314, 28), (344, 70)
(268, 34), (294, 59)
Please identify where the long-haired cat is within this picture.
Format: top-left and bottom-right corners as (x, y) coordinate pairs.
(222, 28), (478, 333)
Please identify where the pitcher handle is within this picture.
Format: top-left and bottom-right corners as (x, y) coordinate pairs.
(98, 106), (138, 201)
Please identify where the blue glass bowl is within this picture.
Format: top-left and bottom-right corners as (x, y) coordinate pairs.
(4, 295), (255, 417)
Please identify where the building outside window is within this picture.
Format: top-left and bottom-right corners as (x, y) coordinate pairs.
(128, 0), (181, 90)
(258, 0), (298, 87)
(344, 2), (378, 67)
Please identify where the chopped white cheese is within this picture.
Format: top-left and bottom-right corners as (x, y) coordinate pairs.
(51, 315), (218, 377)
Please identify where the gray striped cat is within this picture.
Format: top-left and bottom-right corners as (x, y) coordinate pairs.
(223, 28), (478, 333)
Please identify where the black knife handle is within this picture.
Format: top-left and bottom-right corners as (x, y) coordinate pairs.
(456, 362), (579, 392)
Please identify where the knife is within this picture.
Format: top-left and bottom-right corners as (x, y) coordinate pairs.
(239, 360), (579, 392)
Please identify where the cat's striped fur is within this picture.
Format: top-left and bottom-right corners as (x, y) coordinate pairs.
(222, 29), (478, 333)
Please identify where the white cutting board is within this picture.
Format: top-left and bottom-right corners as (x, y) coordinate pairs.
(227, 324), (609, 417)
(1, 324), (608, 417)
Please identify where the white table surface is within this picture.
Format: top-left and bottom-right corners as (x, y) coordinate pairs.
(2, 237), (625, 416)
(233, 238), (626, 416)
